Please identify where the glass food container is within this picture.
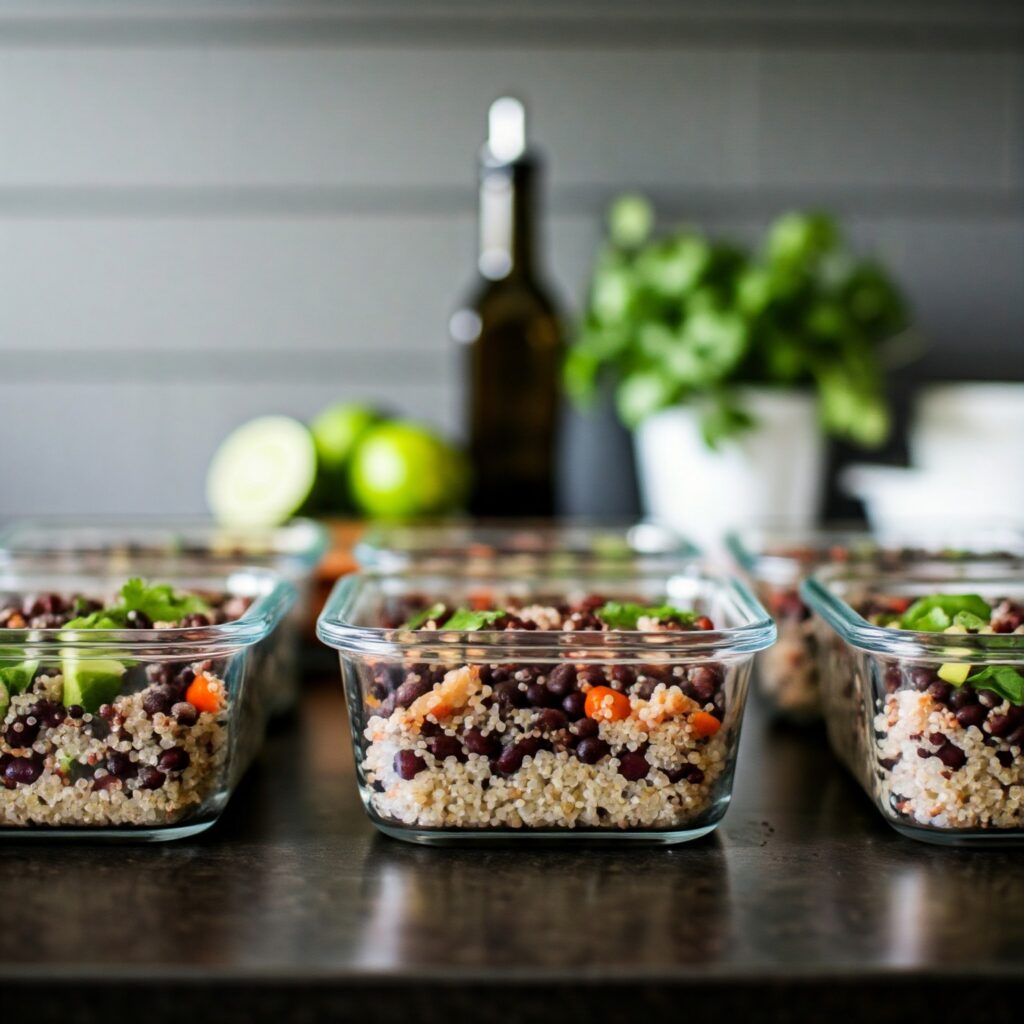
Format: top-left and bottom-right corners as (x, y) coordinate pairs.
(727, 525), (1024, 722)
(354, 520), (700, 574)
(0, 518), (326, 718)
(802, 559), (1024, 845)
(0, 560), (294, 839)
(317, 567), (774, 844)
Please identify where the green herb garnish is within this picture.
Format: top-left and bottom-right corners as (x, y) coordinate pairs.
(596, 602), (696, 630)
(963, 666), (1024, 706)
(402, 603), (447, 630)
(440, 609), (508, 630)
(953, 610), (990, 632)
(898, 594), (991, 632)
(0, 659), (39, 695)
(65, 578), (209, 629)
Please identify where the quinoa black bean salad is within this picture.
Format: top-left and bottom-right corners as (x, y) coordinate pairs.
(0, 579), (251, 828)
(360, 594), (735, 834)
(862, 592), (1024, 831)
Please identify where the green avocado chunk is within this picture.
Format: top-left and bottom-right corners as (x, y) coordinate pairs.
(62, 659), (127, 713)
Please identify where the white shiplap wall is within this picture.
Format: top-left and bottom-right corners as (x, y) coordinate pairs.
(1, 1), (1022, 516)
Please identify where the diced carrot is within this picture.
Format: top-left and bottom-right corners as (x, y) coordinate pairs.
(689, 710), (721, 737)
(585, 685), (631, 722)
(185, 673), (222, 714)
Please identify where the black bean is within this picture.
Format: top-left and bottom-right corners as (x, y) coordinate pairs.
(92, 774), (121, 792)
(146, 664), (171, 687)
(428, 735), (465, 762)
(1005, 724), (1024, 748)
(610, 665), (636, 689)
(688, 665), (722, 704)
(665, 764), (705, 785)
(955, 704), (987, 729)
(4, 755), (42, 785)
(978, 690), (1001, 709)
(5, 717), (39, 749)
(545, 664), (577, 698)
(180, 613), (210, 628)
(492, 681), (527, 711)
(172, 702), (199, 726)
(634, 680), (656, 700)
(988, 710), (1023, 738)
(910, 667), (938, 691)
(535, 708), (568, 733)
(928, 732), (946, 747)
(158, 747), (190, 773)
(937, 742), (967, 770)
(66, 704), (84, 720)
(142, 687), (177, 717)
(618, 751), (649, 781)
(997, 751), (1014, 768)
(98, 704), (116, 721)
(394, 677), (431, 708)
(125, 609), (153, 629)
(463, 728), (500, 758)
(394, 750), (426, 779)
(85, 717), (110, 740)
(927, 681), (953, 704)
(561, 692), (586, 720)
(137, 765), (166, 790)
(525, 682), (552, 708)
(579, 665), (606, 687)
(495, 736), (545, 774)
(575, 736), (610, 765)
(106, 751), (137, 780)
(572, 717), (599, 739)
(949, 686), (976, 710)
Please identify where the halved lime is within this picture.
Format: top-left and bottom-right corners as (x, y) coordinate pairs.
(207, 415), (317, 527)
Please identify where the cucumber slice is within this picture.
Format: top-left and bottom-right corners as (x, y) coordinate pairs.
(62, 659), (127, 713)
(207, 415), (317, 527)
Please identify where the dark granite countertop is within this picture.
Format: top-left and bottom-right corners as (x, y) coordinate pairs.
(3, 678), (1023, 1024)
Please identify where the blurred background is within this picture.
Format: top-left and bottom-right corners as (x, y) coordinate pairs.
(1, 0), (1021, 525)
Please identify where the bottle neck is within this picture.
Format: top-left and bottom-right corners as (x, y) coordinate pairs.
(478, 158), (537, 281)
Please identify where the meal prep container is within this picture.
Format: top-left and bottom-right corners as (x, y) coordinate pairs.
(0, 518), (326, 717)
(0, 560), (294, 840)
(802, 560), (1024, 845)
(317, 567), (774, 844)
(354, 520), (700, 573)
(728, 525), (1024, 722)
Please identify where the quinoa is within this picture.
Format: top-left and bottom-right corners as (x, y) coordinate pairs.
(0, 580), (245, 830)
(0, 671), (228, 828)
(836, 593), (1024, 833)
(360, 595), (733, 834)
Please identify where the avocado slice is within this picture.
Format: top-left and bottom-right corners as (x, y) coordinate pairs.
(62, 659), (127, 713)
(938, 663), (971, 685)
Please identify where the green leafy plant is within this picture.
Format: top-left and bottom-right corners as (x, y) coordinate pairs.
(565, 196), (908, 448)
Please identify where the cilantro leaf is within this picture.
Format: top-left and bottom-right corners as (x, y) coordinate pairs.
(596, 602), (696, 630)
(440, 609), (508, 630)
(119, 578), (209, 623)
(899, 594), (991, 631)
(402, 603), (447, 630)
(964, 666), (1024, 706)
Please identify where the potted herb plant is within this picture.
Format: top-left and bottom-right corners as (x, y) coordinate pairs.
(565, 197), (908, 544)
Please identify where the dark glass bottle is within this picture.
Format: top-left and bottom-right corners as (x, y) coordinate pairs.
(453, 97), (564, 517)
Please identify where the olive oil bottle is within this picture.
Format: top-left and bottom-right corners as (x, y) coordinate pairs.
(452, 97), (564, 516)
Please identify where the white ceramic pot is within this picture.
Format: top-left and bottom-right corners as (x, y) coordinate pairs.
(634, 389), (825, 551)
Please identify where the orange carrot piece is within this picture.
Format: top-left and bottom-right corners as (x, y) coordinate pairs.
(689, 710), (721, 737)
(585, 685), (631, 722)
(185, 673), (222, 714)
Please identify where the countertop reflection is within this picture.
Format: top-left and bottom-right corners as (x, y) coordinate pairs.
(1, 680), (1023, 1021)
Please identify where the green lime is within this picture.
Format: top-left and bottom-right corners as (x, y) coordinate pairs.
(310, 403), (380, 474)
(349, 421), (467, 519)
